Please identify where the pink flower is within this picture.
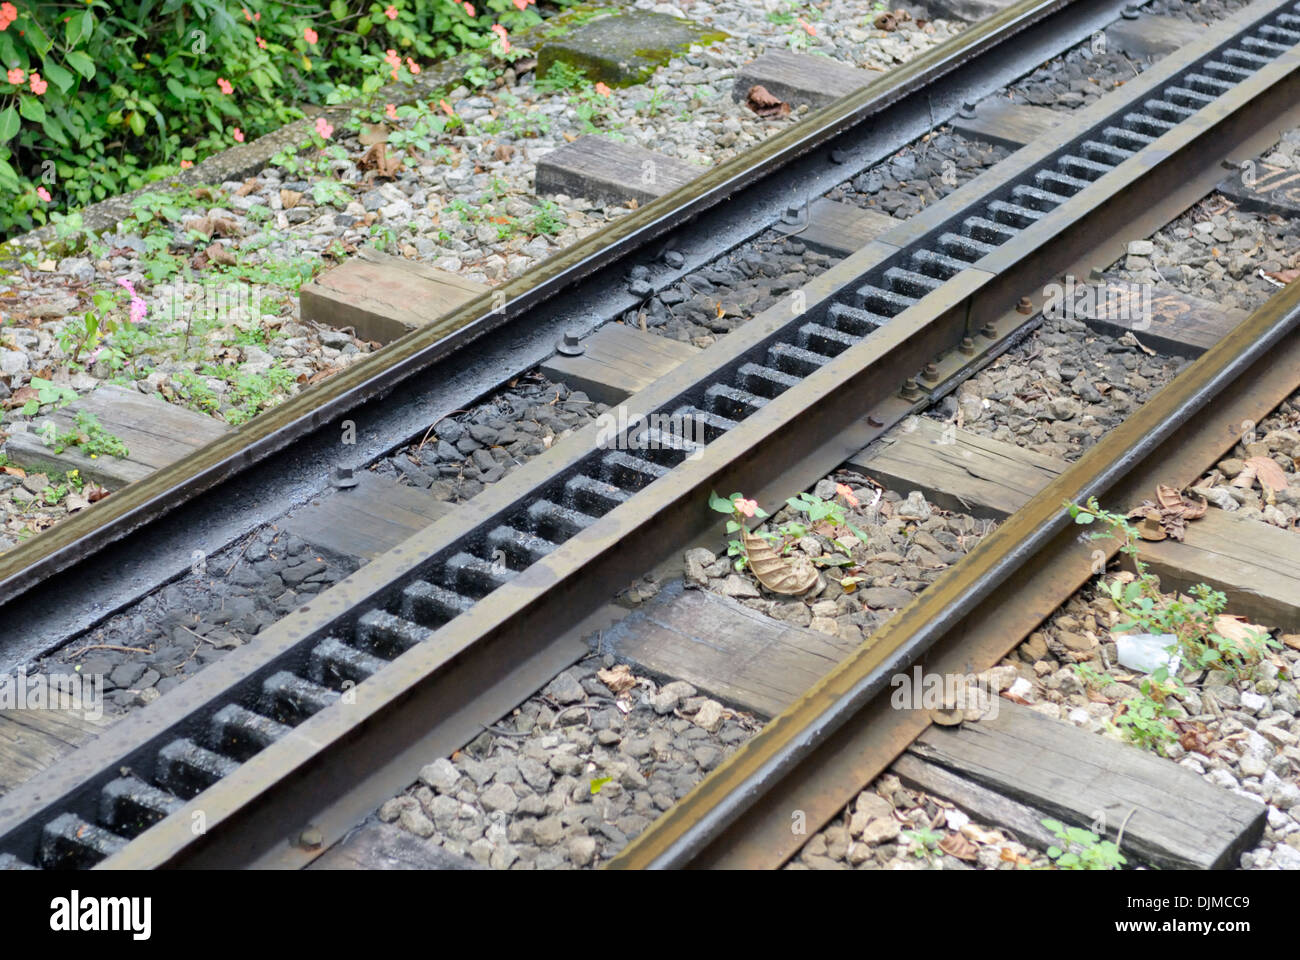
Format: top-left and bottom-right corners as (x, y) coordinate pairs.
(384, 48), (401, 66)
(217, 77), (233, 95)
(462, 2), (474, 14)
(385, 103), (398, 120)
(798, 16), (816, 36)
(129, 298), (147, 324)
(512, 0), (530, 9)
(28, 72), (46, 95)
(243, 7), (252, 21)
(735, 498), (758, 518)
(233, 127), (245, 142)
(256, 36), (267, 49)
(406, 57), (419, 74)
(303, 27), (318, 44)
(6, 67), (23, 85)
(315, 116), (334, 139)
(0, 2), (14, 31)
(116, 278), (136, 297)
(594, 81), (612, 96)
(385, 5), (398, 19)
(439, 98), (455, 117)
(180, 159), (193, 169)
(491, 23), (510, 53)
(36, 186), (51, 202)
(834, 483), (859, 508)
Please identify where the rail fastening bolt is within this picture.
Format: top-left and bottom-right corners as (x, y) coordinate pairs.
(1016, 296), (1033, 315)
(557, 330), (585, 356)
(981, 320), (998, 339)
(333, 465), (358, 489)
(867, 415), (884, 428)
(921, 362), (940, 382)
(901, 378), (922, 400)
(959, 336), (976, 355)
(959, 100), (978, 119)
(299, 827), (324, 850)
(1121, 3), (1140, 18)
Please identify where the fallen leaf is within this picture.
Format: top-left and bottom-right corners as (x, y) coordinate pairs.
(1214, 614), (1270, 651)
(493, 143), (515, 162)
(359, 141), (402, 178)
(960, 823), (1005, 845)
(235, 178), (261, 197)
(358, 123), (391, 146)
(939, 832), (979, 861)
(1245, 455), (1290, 493)
(1000, 847), (1033, 866)
(1282, 634), (1300, 652)
(742, 528), (819, 595)
(280, 189), (303, 209)
(745, 85), (791, 119)
(205, 243), (237, 267)
(1, 464), (25, 478)
(597, 663), (637, 694)
(1265, 267), (1300, 285)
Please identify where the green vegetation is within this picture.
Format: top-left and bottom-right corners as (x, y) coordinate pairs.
(1041, 818), (1127, 870)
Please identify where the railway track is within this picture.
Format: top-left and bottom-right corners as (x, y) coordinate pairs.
(2, 0), (1300, 871)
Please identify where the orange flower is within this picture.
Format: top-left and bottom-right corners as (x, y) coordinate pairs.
(594, 81), (612, 96)
(385, 5), (398, 18)
(797, 16), (817, 36)
(256, 36), (267, 49)
(439, 98), (455, 117)
(217, 77), (234, 95)
(303, 27), (318, 44)
(386, 103), (398, 120)
(735, 498), (758, 518)
(834, 483), (859, 507)
(180, 159), (193, 169)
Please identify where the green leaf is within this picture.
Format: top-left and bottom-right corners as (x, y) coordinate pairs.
(589, 777), (612, 795)
(1046, 846), (1062, 858)
(331, 0), (349, 19)
(166, 78), (189, 101)
(128, 111), (146, 137)
(66, 51), (96, 81)
(1041, 818), (1063, 833)
(0, 107), (18, 144)
(19, 96), (45, 124)
(1074, 512), (1095, 524)
(42, 62), (75, 94)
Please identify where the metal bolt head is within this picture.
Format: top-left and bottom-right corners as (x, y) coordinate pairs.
(299, 826), (324, 849)
(921, 362), (940, 382)
(959, 336), (976, 355)
(900, 378), (923, 400)
(1121, 3), (1140, 18)
(333, 465), (358, 489)
(980, 321), (998, 339)
(557, 330), (585, 356)
(867, 415), (884, 428)
(829, 148), (848, 165)
(959, 100), (978, 119)
(1016, 296), (1033, 315)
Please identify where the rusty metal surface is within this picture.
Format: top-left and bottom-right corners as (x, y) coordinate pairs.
(0, 0), (1294, 870)
(0, 0), (1107, 637)
(607, 277), (1300, 871)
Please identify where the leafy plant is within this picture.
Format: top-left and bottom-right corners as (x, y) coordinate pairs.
(709, 490), (768, 572)
(1041, 818), (1126, 870)
(1068, 497), (1278, 679)
(20, 376), (78, 415)
(42, 410), (130, 460)
(901, 826), (943, 864)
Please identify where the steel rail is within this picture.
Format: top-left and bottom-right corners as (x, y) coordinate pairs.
(0, 0), (1128, 662)
(607, 228), (1300, 872)
(1, 0), (1292, 869)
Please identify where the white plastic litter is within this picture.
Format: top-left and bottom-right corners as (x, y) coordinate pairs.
(1114, 632), (1180, 674)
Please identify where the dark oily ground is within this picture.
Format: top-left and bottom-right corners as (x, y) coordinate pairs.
(613, 130), (1009, 345)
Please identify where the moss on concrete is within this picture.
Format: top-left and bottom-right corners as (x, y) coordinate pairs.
(536, 9), (728, 88)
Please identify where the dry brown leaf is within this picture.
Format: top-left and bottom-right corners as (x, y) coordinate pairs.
(1245, 455), (1290, 493)
(742, 528), (819, 595)
(744, 84), (791, 118)
(1232, 461), (1257, 489)
(1, 464), (25, 478)
(280, 189), (303, 210)
(493, 143), (515, 162)
(960, 823), (1005, 845)
(939, 832), (979, 861)
(359, 141), (402, 178)
(1000, 847), (1033, 866)
(358, 123), (390, 146)
(205, 243), (237, 267)
(235, 178), (261, 197)
(597, 663), (637, 694)
(1282, 633), (1300, 652)
(1214, 614), (1270, 651)
(1265, 267), (1300, 285)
